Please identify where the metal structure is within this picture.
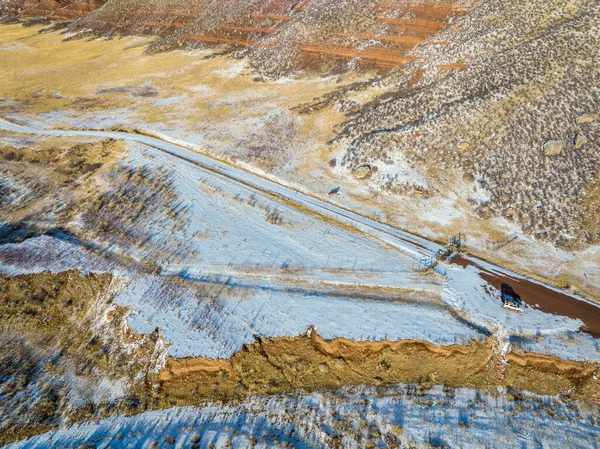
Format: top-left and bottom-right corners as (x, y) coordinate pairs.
(412, 233), (465, 272)
(486, 231), (518, 251)
(449, 233), (465, 249)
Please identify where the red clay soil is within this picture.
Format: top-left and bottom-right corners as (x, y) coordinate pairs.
(64, 0), (473, 73)
(15, 0), (106, 20)
(5, 0), (476, 73)
(298, 0), (470, 71)
(300, 44), (416, 69)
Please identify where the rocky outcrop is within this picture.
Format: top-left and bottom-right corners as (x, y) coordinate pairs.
(354, 164), (371, 179)
(543, 139), (564, 157)
(575, 133), (587, 150)
(576, 112), (598, 124)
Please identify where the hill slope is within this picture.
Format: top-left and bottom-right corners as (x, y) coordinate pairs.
(334, 0), (599, 247)
(0, 0), (598, 249)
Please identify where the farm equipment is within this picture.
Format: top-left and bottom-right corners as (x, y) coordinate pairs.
(501, 283), (523, 312)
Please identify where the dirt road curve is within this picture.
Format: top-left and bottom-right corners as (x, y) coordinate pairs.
(0, 118), (441, 259)
(1, 117), (598, 322)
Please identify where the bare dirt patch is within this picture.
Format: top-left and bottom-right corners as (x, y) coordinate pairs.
(454, 255), (600, 337)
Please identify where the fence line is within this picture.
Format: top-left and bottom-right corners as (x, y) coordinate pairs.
(486, 231), (518, 251)
(412, 233), (464, 272)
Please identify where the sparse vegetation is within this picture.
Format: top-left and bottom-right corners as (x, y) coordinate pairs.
(0, 138), (124, 222)
(0, 271), (166, 445)
(336, 0), (600, 248)
(81, 164), (183, 250)
(0, 1), (599, 446)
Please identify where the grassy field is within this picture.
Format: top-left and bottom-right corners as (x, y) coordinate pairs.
(0, 24), (347, 152)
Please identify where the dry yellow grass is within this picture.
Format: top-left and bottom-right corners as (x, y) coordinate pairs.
(1, 25), (191, 101)
(583, 181), (600, 237)
(159, 333), (493, 407)
(0, 24), (350, 145)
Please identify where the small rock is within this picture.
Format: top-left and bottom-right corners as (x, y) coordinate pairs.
(354, 164), (372, 179)
(462, 172), (475, 182)
(543, 140), (564, 157)
(576, 113), (596, 125)
(574, 134), (586, 149)
(457, 142), (470, 152)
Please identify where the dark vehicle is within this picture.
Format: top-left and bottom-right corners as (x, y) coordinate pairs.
(501, 283), (523, 312)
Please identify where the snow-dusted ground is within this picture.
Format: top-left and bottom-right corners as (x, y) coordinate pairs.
(123, 141), (425, 275)
(443, 264), (583, 339)
(0, 120), (598, 362)
(32, 109), (139, 131)
(511, 331), (600, 363)
(0, 119), (440, 259)
(111, 142), (482, 357)
(0, 236), (115, 276)
(117, 274), (480, 358)
(8, 384), (600, 449)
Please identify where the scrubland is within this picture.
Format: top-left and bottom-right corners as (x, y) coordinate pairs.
(1, 0), (600, 445)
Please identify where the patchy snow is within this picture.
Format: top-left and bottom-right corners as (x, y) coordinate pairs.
(0, 136), (36, 149)
(116, 274), (481, 359)
(0, 167), (34, 206)
(511, 331), (600, 363)
(0, 236), (114, 276)
(152, 95), (187, 107)
(467, 181), (491, 204)
(214, 60), (248, 79)
(418, 195), (465, 227)
(35, 109), (138, 130)
(0, 41), (31, 51)
(442, 263), (583, 336)
(62, 373), (128, 409)
(8, 384), (600, 449)
(337, 149), (429, 192)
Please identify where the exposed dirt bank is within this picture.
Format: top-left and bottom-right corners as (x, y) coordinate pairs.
(158, 328), (600, 408)
(2, 269), (600, 445)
